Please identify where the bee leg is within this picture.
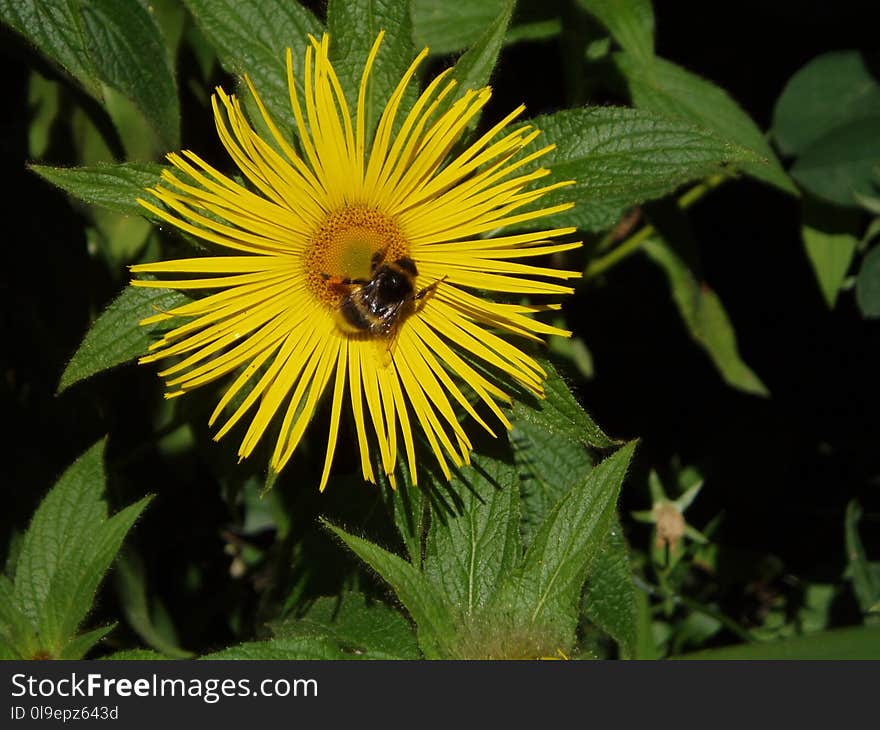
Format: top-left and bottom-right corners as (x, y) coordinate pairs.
(321, 272), (368, 293)
(371, 246), (390, 271)
(414, 275), (447, 310)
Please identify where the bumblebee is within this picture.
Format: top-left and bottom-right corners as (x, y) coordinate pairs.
(323, 249), (441, 341)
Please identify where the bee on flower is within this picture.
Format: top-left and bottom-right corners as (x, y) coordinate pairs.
(131, 32), (580, 490)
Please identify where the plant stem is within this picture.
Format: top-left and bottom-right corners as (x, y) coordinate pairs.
(583, 174), (728, 280)
(635, 575), (755, 643)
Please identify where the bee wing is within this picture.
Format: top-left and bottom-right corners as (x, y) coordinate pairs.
(367, 302), (406, 369)
(381, 321), (404, 368)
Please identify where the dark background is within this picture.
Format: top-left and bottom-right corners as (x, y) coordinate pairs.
(0, 0), (877, 650)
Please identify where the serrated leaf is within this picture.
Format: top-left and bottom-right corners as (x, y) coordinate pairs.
(80, 0), (179, 149)
(577, 0), (654, 63)
(31, 162), (166, 218)
(202, 637), (343, 660)
(59, 285), (192, 393)
(59, 624), (114, 660)
(423, 453), (521, 620)
(791, 117), (880, 208)
(511, 417), (592, 547)
(11, 440), (151, 656)
(801, 200), (860, 308)
(273, 592), (420, 659)
(856, 243), (880, 318)
(496, 441), (636, 649)
(446, 0), (513, 97)
(0, 0), (179, 149)
(44, 495), (152, 649)
(673, 625), (880, 660)
(0, 0), (102, 97)
(509, 358), (614, 449)
(643, 237), (769, 397)
(612, 53), (796, 194)
(411, 0), (509, 56)
(530, 106), (760, 233)
(183, 0), (323, 132)
(328, 0), (415, 141)
(772, 51), (880, 157)
(582, 516), (637, 657)
(324, 520), (456, 659)
(13, 441), (109, 634)
(845, 501), (880, 621)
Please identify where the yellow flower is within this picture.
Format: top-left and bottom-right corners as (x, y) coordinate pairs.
(131, 32), (580, 491)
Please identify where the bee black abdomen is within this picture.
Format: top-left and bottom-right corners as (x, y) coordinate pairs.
(339, 296), (374, 332)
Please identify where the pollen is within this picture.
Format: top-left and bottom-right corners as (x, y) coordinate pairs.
(305, 206), (410, 307)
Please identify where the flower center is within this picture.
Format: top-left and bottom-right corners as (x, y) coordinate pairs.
(305, 206), (410, 308)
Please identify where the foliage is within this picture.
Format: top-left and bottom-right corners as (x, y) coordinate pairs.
(0, 442), (150, 659)
(2, 0), (878, 661)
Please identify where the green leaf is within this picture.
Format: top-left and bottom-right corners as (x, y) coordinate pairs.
(445, 0), (513, 98)
(612, 53), (796, 194)
(272, 592), (420, 659)
(582, 516), (637, 657)
(633, 582), (661, 659)
(328, 0), (415, 141)
(47, 495), (152, 648)
(845, 502), (880, 621)
(417, 0), (512, 144)
(791, 117), (880, 207)
(27, 70), (61, 159)
(673, 626), (880, 660)
(531, 106), (761, 233)
(643, 237), (769, 397)
(114, 552), (192, 658)
(324, 521), (456, 659)
(11, 440), (151, 656)
(801, 200), (860, 308)
(13, 441), (109, 636)
(59, 285), (192, 393)
(0, 0), (180, 149)
(576, 0), (654, 63)
(202, 637), (343, 660)
(80, 0), (179, 149)
(183, 0), (323, 131)
(31, 162), (166, 219)
(511, 410), (593, 547)
(772, 51), (880, 157)
(0, 0), (102, 97)
(58, 624), (114, 660)
(152, 0), (187, 60)
(380, 458), (425, 567)
(423, 453), (521, 619)
(856, 243), (880, 318)
(101, 649), (168, 660)
(496, 441), (636, 650)
(0, 576), (34, 659)
(411, 0), (509, 56)
(509, 358), (615, 449)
